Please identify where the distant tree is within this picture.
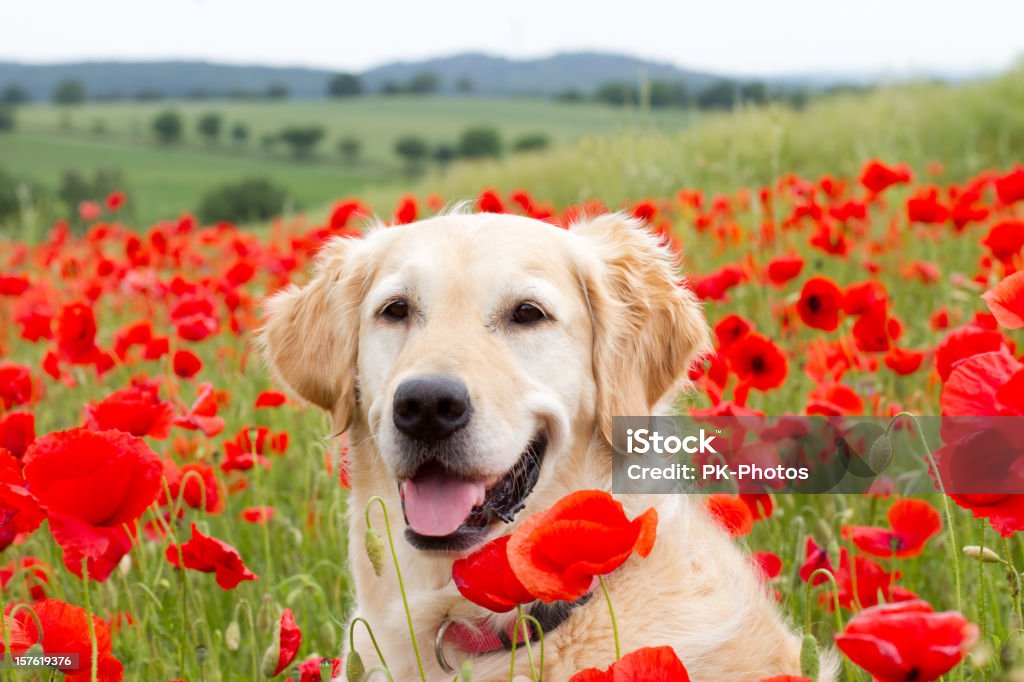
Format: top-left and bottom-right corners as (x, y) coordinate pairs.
(53, 79), (86, 105)
(738, 81), (767, 105)
(197, 177), (290, 224)
(337, 136), (362, 165)
(407, 72), (440, 94)
(197, 112), (223, 144)
(1, 84), (28, 106)
(648, 81), (689, 108)
(278, 125), (325, 159)
(455, 76), (475, 93)
(553, 89), (585, 103)
(394, 135), (429, 173)
(231, 122), (250, 146)
(265, 82), (289, 100)
(0, 107), (14, 133)
(457, 126), (502, 159)
(327, 73), (363, 98)
(696, 80), (737, 110)
(152, 110), (184, 145)
(380, 80), (403, 95)
(433, 143), (456, 169)
(596, 81), (636, 107)
(512, 133), (550, 153)
(260, 134), (278, 152)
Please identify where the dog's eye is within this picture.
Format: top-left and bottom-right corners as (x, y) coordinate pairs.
(511, 302), (546, 325)
(381, 300), (409, 321)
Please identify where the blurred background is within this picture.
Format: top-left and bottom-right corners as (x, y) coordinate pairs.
(1, 0), (1023, 232)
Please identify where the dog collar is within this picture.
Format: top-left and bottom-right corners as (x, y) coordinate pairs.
(434, 595), (592, 673)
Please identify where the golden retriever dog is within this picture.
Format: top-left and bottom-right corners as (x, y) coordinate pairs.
(261, 212), (825, 681)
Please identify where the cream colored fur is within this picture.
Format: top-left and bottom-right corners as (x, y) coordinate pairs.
(261, 212), (831, 681)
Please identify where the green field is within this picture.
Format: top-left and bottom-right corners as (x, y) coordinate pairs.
(1, 96), (692, 227)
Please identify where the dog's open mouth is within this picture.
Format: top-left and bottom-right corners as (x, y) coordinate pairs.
(399, 434), (547, 552)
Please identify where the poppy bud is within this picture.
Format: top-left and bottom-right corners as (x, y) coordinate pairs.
(256, 594), (274, 631)
(345, 650), (365, 681)
(24, 643), (43, 657)
(320, 620), (335, 649)
(963, 545), (1002, 563)
(225, 620), (241, 651)
(365, 526), (385, 577)
(800, 632), (820, 680)
(869, 434), (894, 474)
(195, 643), (207, 665)
(319, 657), (335, 681)
(460, 660), (474, 681)
(260, 636), (281, 677)
(118, 554), (132, 577)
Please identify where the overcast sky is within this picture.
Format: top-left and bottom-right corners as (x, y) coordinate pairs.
(4, 0), (1023, 77)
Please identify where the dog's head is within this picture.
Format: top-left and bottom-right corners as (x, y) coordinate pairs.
(261, 212), (710, 553)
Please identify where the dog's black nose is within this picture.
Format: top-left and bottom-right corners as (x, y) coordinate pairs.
(393, 375), (472, 441)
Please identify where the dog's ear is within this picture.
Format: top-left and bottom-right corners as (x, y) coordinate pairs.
(259, 236), (365, 432)
(573, 214), (712, 445)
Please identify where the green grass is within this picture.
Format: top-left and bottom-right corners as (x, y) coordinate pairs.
(399, 67), (1024, 209)
(2, 96), (692, 227)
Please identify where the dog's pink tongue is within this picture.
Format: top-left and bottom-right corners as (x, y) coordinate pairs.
(401, 472), (486, 537)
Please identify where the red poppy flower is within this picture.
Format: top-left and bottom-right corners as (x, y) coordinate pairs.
(995, 166), (1024, 205)
(263, 608), (302, 676)
(255, 390), (287, 408)
(105, 190), (126, 212)
(241, 506), (275, 524)
(0, 362), (34, 410)
(84, 382), (175, 439)
(842, 280), (888, 316)
(740, 492), (773, 520)
(0, 448), (44, 552)
(799, 536), (833, 585)
(221, 426), (277, 472)
(906, 187), (949, 224)
(941, 349), (1023, 417)
(0, 556), (50, 601)
(860, 161), (911, 194)
(170, 294), (220, 342)
(983, 271), (1024, 329)
(751, 551), (783, 581)
(835, 600), (977, 682)
(295, 655), (342, 682)
(841, 499), (941, 558)
(165, 523), (257, 589)
(884, 347), (926, 375)
(55, 302), (101, 364)
(982, 219), (1024, 264)
(727, 333), (789, 391)
(161, 461), (224, 514)
(829, 550), (917, 611)
(0, 410), (35, 458)
(569, 645), (690, 682)
(22, 428), (162, 581)
(452, 535), (535, 612)
(766, 254), (804, 286)
(851, 305), (891, 353)
(173, 350), (203, 378)
(173, 382), (226, 437)
(10, 598), (124, 681)
(393, 194), (418, 225)
(934, 326), (1007, 382)
(0, 274), (29, 296)
(328, 199), (368, 230)
(476, 189), (505, 213)
(714, 313), (754, 350)
(506, 490), (657, 602)
(705, 494), (755, 537)
(797, 276), (844, 330)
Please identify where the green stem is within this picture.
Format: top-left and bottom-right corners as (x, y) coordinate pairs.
(161, 477), (195, 676)
(598, 575), (620, 661)
(81, 559), (99, 682)
(1002, 536), (1024, 629)
(889, 412), (963, 613)
(349, 616), (389, 670)
(365, 496), (425, 682)
(804, 568), (854, 682)
(237, 598), (260, 679)
(510, 609), (542, 682)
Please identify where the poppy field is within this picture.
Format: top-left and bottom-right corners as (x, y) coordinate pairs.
(1, 159), (1024, 682)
